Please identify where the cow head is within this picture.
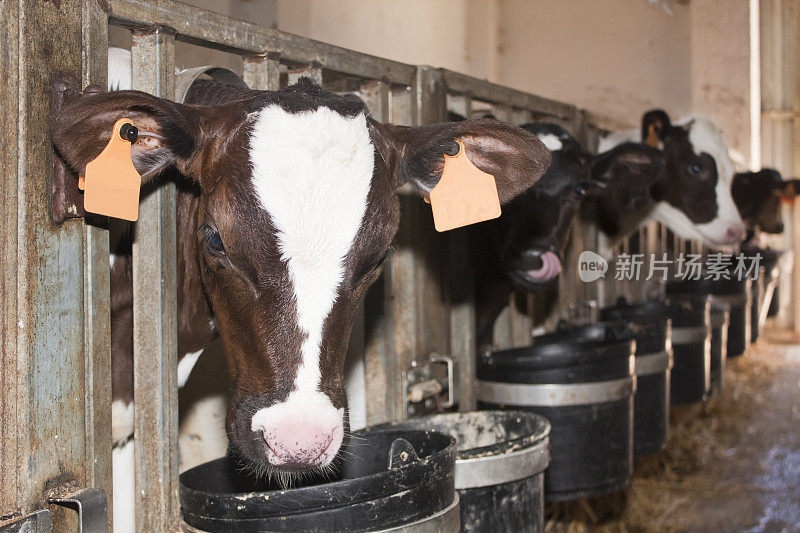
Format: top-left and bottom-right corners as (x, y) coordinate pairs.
(641, 109), (745, 246)
(591, 142), (665, 236)
(52, 78), (550, 475)
(500, 123), (595, 289)
(732, 168), (800, 234)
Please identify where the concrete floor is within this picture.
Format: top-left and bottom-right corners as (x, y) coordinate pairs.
(547, 329), (800, 532)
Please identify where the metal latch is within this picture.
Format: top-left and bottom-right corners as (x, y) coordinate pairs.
(47, 488), (108, 533)
(403, 353), (455, 417)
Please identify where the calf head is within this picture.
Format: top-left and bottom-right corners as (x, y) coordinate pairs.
(501, 123), (594, 289)
(591, 142), (665, 236)
(732, 168), (800, 234)
(641, 110), (745, 246)
(52, 79), (550, 474)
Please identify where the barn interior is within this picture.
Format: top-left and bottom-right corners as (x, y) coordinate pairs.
(2, 0), (800, 532)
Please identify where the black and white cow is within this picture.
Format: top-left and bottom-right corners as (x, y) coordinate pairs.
(600, 109), (745, 246)
(732, 168), (800, 235)
(474, 123), (597, 343)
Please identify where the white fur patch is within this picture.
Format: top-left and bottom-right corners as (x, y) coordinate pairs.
(249, 105), (374, 406)
(113, 438), (135, 533)
(108, 47), (132, 91)
(112, 399), (134, 446)
(598, 129), (637, 153)
(537, 133), (563, 152)
(177, 349), (203, 388)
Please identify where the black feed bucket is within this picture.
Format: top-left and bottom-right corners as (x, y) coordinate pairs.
(600, 302), (673, 457)
(709, 300), (730, 397)
(371, 411), (550, 533)
(179, 429), (459, 532)
(664, 296), (711, 405)
(667, 277), (750, 357)
(477, 331), (635, 502)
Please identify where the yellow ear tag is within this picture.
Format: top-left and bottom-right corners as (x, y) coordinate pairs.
(80, 117), (142, 221)
(645, 123), (660, 148)
(428, 139), (501, 232)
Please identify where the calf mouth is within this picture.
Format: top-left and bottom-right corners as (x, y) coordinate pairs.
(508, 249), (562, 290)
(231, 432), (348, 487)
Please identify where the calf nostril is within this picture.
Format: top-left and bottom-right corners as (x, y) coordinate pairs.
(726, 224), (744, 242)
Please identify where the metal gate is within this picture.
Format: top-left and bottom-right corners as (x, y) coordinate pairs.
(1, 1), (679, 531)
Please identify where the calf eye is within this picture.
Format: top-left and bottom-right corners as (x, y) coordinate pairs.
(199, 222), (226, 254)
(687, 163), (702, 176)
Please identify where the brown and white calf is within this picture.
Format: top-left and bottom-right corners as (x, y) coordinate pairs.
(52, 73), (550, 520)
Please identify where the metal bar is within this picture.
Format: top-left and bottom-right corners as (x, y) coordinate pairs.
(3, 1), (97, 530)
(243, 53), (281, 91)
(80, 1), (113, 527)
(447, 93), (471, 118)
(441, 70), (575, 119)
(0, 0), (20, 518)
(107, 0), (416, 85)
(359, 80), (396, 425)
(130, 28), (180, 533)
(288, 64), (323, 85)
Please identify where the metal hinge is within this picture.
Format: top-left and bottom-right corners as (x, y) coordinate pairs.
(402, 353), (455, 417)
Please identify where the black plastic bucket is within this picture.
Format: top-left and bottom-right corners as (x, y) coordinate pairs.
(371, 411), (550, 533)
(709, 300), (730, 397)
(667, 278), (750, 357)
(179, 429), (459, 532)
(600, 302), (673, 456)
(477, 332), (635, 502)
(664, 296), (711, 405)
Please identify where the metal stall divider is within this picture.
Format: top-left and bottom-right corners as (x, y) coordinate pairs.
(2, 0), (113, 531)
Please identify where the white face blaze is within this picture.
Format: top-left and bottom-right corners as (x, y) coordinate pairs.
(537, 133), (563, 152)
(247, 105), (374, 463)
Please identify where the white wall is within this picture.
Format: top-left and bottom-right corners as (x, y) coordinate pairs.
(495, 0), (692, 129)
(276, 0), (498, 78)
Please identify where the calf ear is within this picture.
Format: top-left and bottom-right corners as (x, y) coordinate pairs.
(376, 118), (551, 204)
(641, 109), (671, 148)
(52, 90), (208, 182)
(592, 143), (664, 188)
(776, 178), (800, 199)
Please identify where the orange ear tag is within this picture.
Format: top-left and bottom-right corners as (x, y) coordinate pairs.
(428, 139), (501, 232)
(80, 118), (142, 221)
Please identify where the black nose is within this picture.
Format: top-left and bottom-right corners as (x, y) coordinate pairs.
(513, 249), (545, 271)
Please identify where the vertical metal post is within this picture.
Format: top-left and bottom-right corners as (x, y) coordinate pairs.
(243, 52), (281, 91)
(1, 0), (110, 531)
(447, 95), (478, 412)
(131, 27), (180, 533)
(81, 1), (113, 527)
(359, 80), (397, 425)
